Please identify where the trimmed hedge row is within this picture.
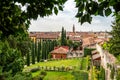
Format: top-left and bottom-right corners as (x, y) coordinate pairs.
(28, 66), (75, 72)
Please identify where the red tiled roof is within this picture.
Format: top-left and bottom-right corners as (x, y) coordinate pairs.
(50, 46), (69, 54)
(54, 46), (69, 50)
(29, 33), (36, 37)
(92, 50), (98, 55)
(94, 38), (104, 43)
(29, 32), (60, 39)
(82, 37), (95, 46)
(69, 37), (82, 41)
(92, 53), (101, 60)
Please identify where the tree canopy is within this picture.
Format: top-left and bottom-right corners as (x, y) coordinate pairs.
(0, 0), (67, 78)
(0, 0), (67, 38)
(75, 0), (120, 24)
(1, 0), (120, 36)
(61, 27), (67, 46)
(109, 18), (120, 58)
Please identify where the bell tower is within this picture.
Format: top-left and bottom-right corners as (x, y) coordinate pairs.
(73, 24), (75, 33)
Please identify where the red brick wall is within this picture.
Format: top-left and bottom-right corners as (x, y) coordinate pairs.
(51, 53), (67, 59)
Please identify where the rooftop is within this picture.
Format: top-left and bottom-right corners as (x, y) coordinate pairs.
(50, 46), (69, 54)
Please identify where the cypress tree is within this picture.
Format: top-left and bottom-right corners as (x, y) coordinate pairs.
(50, 40), (53, 51)
(42, 41), (45, 60)
(61, 27), (67, 46)
(37, 41), (41, 62)
(61, 27), (64, 46)
(26, 52), (30, 66)
(54, 40), (57, 47)
(32, 42), (35, 64)
(46, 41), (49, 59)
(64, 30), (67, 45)
(41, 41), (43, 60)
(35, 40), (37, 60)
(44, 41), (47, 59)
(48, 40), (51, 52)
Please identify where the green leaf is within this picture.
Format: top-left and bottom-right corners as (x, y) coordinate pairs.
(75, 12), (83, 17)
(54, 7), (58, 15)
(98, 9), (104, 16)
(78, 3), (84, 12)
(91, 1), (98, 14)
(98, 0), (103, 2)
(105, 8), (112, 16)
(81, 15), (86, 25)
(86, 14), (92, 24)
(76, 1), (81, 7)
(59, 6), (63, 11)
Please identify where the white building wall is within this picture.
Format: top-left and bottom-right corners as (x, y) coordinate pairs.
(96, 44), (107, 69)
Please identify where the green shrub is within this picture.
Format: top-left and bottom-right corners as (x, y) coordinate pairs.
(110, 67), (115, 79)
(53, 66), (56, 71)
(99, 67), (105, 80)
(61, 66), (65, 71)
(116, 69), (120, 80)
(7, 72), (32, 80)
(45, 66), (48, 71)
(72, 71), (88, 80)
(84, 48), (95, 56)
(40, 71), (47, 76)
(38, 71), (47, 80)
(30, 67), (40, 72)
(49, 67), (52, 71)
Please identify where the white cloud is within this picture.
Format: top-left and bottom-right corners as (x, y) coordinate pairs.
(29, 0), (113, 32)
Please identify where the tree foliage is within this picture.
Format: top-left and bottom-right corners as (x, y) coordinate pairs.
(61, 27), (67, 46)
(0, 0), (67, 78)
(73, 42), (80, 50)
(0, 0), (66, 38)
(116, 68), (120, 80)
(31, 42), (35, 64)
(102, 42), (112, 51)
(75, 0), (120, 24)
(26, 52), (30, 66)
(0, 41), (24, 75)
(67, 39), (73, 48)
(7, 72), (32, 80)
(37, 41), (41, 62)
(109, 19), (120, 57)
(84, 48), (95, 56)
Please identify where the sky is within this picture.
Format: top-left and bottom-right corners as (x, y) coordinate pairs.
(29, 0), (114, 32)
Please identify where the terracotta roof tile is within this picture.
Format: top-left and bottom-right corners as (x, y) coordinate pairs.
(82, 37), (95, 46)
(30, 32), (60, 39)
(92, 53), (101, 60)
(92, 50), (98, 55)
(50, 47), (69, 54)
(29, 33), (36, 37)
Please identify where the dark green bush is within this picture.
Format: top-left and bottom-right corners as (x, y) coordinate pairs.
(40, 71), (47, 76)
(110, 67), (115, 79)
(7, 72), (32, 80)
(30, 67), (40, 72)
(72, 71), (88, 80)
(61, 66), (65, 71)
(98, 67), (105, 80)
(84, 48), (95, 56)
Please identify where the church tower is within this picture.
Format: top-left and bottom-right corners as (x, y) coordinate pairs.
(73, 24), (75, 33)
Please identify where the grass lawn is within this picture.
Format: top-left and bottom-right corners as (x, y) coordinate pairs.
(80, 56), (89, 70)
(32, 71), (88, 80)
(24, 57), (90, 80)
(44, 71), (74, 80)
(32, 71), (74, 80)
(24, 58), (81, 71)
